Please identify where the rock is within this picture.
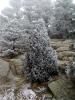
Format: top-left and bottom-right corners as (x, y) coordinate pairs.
(63, 40), (73, 44)
(0, 76), (10, 85)
(41, 94), (52, 100)
(58, 51), (75, 59)
(0, 54), (27, 84)
(57, 53), (64, 60)
(58, 60), (69, 67)
(51, 42), (63, 49)
(56, 47), (69, 52)
(0, 59), (9, 77)
(69, 43), (75, 51)
(52, 98), (56, 100)
(0, 59), (19, 83)
(48, 78), (75, 100)
(63, 57), (74, 61)
(10, 58), (24, 76)
(58, 60), (69, 74)
(8, 53), (27, 76)
(62, 51), (75, 57)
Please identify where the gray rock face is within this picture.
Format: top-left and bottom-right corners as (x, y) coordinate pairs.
(10, 54), (27, 76)
(0, 59), (9, 77)
(10, 58), (25, 76)
(48, 79), (75, 100)
(0, 53), (27, 81)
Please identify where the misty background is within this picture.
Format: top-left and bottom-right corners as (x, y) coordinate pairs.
(0, 0), (75, 100)
(0, 0), (75, 39)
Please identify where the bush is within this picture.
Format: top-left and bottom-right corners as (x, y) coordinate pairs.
(23, 31), (58, 83)
(65, 61), (75, 83)
(0, 19), (30, 59)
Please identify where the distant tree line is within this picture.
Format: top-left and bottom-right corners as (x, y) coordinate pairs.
(0, 0), (75, 39)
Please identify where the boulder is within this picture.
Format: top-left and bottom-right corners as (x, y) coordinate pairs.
(58, 60), (69, 67)
(0, 59), (9, 77)
(51, 42), (63, 49)
(58, 51), (75, 58)
(0, 59), (19, 83)
(56, 47), (69, 52)
(62, 51), (75, 57)
(65, 61), (75, 83)
(9, 58), (24, 76)
(48, 78), (75, 100)
(9, 53), (27, 76)
(63, 57), (73, 61)
(69, 43), (75, 51)
(63, 40), (73, 45)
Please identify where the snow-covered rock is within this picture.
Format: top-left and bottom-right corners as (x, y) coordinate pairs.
(21, 89), (36, 100)
(0, 88), (15, 100)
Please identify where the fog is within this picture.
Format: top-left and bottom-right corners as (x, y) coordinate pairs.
(0, 0), (75, 100)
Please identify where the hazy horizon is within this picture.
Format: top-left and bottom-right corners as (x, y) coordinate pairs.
(0, 0), (75, 14)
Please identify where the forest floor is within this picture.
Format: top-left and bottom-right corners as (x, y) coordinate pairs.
(0, 39), (75, 100)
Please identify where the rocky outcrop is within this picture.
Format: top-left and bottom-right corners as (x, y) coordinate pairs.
(9, 54), (27, 77)
(0, 53), (27, 85)
(0, 59), (9, 77)
(48, 78), (75, 100)
(51, 39), (75, 72)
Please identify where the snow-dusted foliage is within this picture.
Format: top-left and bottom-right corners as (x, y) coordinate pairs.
(0, 88), (15, 100)
(0, 0), (75, 39)
(0, 18), (30, 58)
(65, 62), (75, 82)
(0, 84), (36, 100)
(51, 0), (74, 38)
(17, 87), (36, 100)
(23, 19), (58, 83)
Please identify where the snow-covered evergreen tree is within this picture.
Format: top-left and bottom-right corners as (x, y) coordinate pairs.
(0, 18), (30, 58)
(23, 19), (58, 83)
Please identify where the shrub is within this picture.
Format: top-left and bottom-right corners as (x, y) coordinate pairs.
(23, 31), (58, 83)
(0, 19), (30, 59)
(65, 61), (75, 83)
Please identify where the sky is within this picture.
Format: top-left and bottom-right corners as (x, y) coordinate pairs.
(0, 0), (75, 14)
(0, 0), (10, 13)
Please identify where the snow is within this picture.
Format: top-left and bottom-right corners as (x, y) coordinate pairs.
(21, 89), (36, 100)
(0, 84), (36, 100)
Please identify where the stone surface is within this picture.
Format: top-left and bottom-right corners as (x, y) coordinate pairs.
(48, 78), (75, 100)
(56, 47), (69, 52)
(52, 98), (56, 100)
(51, 39), (75, 74)
(9, 53), (27, 76)
(58, 60), (69, 68)
(0, 53), (27, 84)
(10, 59), (24, 76)
(0, 39), (75, 100)
(0, 59), (9, 77)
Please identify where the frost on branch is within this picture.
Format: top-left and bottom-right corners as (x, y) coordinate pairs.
(23, 19), (58, 83)
(65, 61), (75, 83)
(0, 18), (30, 58)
